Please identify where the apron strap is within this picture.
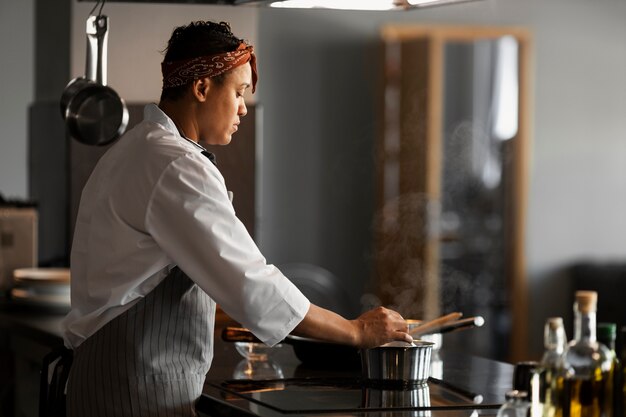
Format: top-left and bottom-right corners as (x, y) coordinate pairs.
(39, 346), (73, 417)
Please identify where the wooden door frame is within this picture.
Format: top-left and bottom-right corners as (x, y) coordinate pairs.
(376, 24), (532, 361)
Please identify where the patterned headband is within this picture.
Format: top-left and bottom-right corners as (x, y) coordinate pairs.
(161, 42), (257, 93)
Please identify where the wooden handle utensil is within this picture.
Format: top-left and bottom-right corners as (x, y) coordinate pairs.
(408, 312), (463, 336)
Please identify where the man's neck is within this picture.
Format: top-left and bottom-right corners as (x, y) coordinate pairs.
(158, 100), (198, 142)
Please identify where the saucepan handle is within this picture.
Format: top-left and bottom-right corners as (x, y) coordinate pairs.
(85, 15), (109, 85)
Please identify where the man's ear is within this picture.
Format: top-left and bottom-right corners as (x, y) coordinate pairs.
(191, 78), (211, 102)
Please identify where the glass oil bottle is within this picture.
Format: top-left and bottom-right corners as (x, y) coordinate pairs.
(539, 317), (568, 417)
(615, 326), (626, 417)
(563, 291), (613, 417)
(597, 323), (619, 417)
(497, 390), (531, 417)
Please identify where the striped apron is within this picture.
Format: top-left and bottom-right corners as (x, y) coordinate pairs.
(66, 267), (215, 417)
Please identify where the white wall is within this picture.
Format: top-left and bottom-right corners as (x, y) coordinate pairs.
(525, 0), (626, 354)
(0, 0), (34, 199)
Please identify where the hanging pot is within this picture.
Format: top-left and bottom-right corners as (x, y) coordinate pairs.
(60, 15), (128, 146)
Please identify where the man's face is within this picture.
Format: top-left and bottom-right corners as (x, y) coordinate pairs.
(197, 63), (251, 146)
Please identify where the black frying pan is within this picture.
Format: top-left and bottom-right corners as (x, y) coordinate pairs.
(221, 317), (484, 371)
(60, 15), (128, 146)
(222, 327), (361, 370)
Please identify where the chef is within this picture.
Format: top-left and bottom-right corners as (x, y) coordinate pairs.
(61, 20), (412, 417)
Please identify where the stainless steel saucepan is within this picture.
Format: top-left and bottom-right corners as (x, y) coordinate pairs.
(60, 15), (128, 146)
(360, 341), (434, 387)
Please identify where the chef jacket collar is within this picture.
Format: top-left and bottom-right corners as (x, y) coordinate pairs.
(144, 103), (217, 165)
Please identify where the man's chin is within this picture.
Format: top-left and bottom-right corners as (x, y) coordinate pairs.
(199, 136), (231, 147)
(219, 135), (233, 146)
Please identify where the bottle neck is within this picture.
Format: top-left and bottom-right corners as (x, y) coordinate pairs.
(545, 327), (567, 354)
(574, 310), (596, 343)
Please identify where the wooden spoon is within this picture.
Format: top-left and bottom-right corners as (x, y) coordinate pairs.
(414, 316), (485, 337)
(408, 312), (463, 337)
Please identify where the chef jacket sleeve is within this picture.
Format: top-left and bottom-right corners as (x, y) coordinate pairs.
(144, 152), (310, 346)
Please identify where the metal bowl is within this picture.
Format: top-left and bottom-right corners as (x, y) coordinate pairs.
(360, 341), (434, 387)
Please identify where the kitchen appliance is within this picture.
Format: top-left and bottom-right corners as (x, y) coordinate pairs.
(0, 206), (38, 293)
(201, 375), (496, 416)
(199, 342), (512, 416)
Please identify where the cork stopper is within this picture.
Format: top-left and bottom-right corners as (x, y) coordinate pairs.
(544, 317), (567, 350)
(575, 291), (597, 313)
(547, 317), (563, 330)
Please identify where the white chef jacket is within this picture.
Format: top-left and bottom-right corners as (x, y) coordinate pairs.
(62, 103), (310, 349)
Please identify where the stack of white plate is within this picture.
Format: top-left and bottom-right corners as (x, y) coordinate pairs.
(10, 267), (71, 310)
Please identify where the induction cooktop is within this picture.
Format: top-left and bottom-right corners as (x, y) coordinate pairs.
(204, 377), (500, 414)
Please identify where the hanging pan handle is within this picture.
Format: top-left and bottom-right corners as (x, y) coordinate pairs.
(85, 15), (109, 85)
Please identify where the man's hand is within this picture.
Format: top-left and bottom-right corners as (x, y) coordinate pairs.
(351, 306), (413, 348)
(292, 304), (412, 348)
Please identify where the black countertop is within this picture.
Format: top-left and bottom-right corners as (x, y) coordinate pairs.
(200, 340), (513, 417)
(0, 307), (513, 417)
(203, 326), (513, 417)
